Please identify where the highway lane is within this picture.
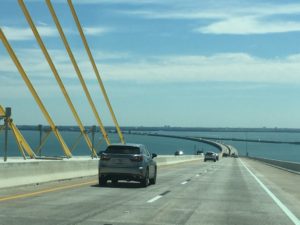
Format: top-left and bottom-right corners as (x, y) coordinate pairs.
(0, 158), (298, 225)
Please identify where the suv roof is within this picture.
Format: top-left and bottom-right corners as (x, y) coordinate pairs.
(205, 152), (215, 155)
(108, 143), (144, 148)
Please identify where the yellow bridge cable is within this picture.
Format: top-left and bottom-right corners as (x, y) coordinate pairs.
(45, 0), (110, 146)
(68, 0), (125, 144)
(18, 0), (98, 157)
(0, 29), (72, 158)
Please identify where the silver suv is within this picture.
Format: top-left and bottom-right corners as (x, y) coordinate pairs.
(98, 144), (157, 187)
(204, 151), (217, 162)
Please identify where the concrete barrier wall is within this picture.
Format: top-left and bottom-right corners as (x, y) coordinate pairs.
(155, 155), (202, 166)
(0, 158), (98, 189)
(248, 156), (300, 174)
(0, 155), (202, 189)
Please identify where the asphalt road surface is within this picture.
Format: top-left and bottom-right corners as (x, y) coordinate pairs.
(0, 158), (299, 225)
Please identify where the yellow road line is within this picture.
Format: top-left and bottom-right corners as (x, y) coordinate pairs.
(0, 180), (96, 202)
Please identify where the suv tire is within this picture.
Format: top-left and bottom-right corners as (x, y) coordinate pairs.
(141, 169), (149, 187)
(99, 176), (107, 186)
(149, 167), (157, 185)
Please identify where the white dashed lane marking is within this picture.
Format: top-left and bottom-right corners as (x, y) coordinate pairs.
(147, 195), (162, 203)
(147, 191), (171, 203)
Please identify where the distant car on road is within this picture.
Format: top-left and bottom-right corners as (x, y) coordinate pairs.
(204, 152), (217, 162)
(222, 152), (229, 157)
(174, 150), (184, 156)
(99, 143), (157, 187)
(231, 153), (239, 158)
(196, 150), (204, 156)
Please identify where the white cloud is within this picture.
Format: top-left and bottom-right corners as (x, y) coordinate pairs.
(1, 25), (112, 41)
(72, 0), (156, 4)
(83, 26), (111, 36)
(25, 0), (156, 4)
(1, 26), (58, 41)
(100, 53), (300, 83)
(2, 22), (112, 41)
(118, 9), (227, 20)
(246, 4), (300, 17)
(0, 48), (131, 80)
(116, 2), (300, 35)
(196, 16), (300, 35)
(1, 48), (300, 84)
(37, 21), (48, 26)
(119, 2), (300, 19)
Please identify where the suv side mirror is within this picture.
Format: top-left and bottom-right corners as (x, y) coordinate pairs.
(152, 153), (157, 158)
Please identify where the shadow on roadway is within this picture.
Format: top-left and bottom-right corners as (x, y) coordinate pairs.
(91, 181), (144, 189)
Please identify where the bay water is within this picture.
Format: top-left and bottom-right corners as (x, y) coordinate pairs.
(0, 130), (300, 163)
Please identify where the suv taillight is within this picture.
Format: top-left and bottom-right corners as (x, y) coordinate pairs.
(130, 155), (143, 162)
(100, 154), (111, 160)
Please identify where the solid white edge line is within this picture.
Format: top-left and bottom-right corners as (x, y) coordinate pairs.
(239, 159), (300, 225)
(147, 195), (162, 203)
(181, 181), (188, 185)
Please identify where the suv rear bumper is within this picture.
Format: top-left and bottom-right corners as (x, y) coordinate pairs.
(99, 167), (145, 181)
(204, 157), (216, 161)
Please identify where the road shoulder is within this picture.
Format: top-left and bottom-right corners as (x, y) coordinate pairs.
(242, 157), (300, 220)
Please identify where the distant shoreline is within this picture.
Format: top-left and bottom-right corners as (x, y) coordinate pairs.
(15, 125), (300, 133)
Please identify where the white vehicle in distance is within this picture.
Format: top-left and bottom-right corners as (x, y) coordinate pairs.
(215, 153), (219, 160)
(174, 150), (184, 156)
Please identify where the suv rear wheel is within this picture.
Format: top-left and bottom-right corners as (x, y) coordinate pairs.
(149, 167), (157, 185)
(99, 176), (107, 186)
(141, 169), (149, 187)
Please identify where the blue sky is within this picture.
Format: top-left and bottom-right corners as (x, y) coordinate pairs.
(1, 0), (300, 128)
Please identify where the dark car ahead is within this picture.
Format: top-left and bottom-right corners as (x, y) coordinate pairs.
(99, 144), (157, 187)
(204, 151), (217, 162)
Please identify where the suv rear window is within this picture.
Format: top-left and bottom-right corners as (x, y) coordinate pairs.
(105, 146), (140, 154)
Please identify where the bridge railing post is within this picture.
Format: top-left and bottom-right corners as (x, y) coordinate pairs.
(4, 107), (11, 162)
(38, 124), (42, 157)
(91, 125), (96, 158)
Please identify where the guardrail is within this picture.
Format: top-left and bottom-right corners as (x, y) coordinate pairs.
(247, 156), (300, 174)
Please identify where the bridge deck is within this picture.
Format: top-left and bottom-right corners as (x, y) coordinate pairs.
(0, 158), (299, 225)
